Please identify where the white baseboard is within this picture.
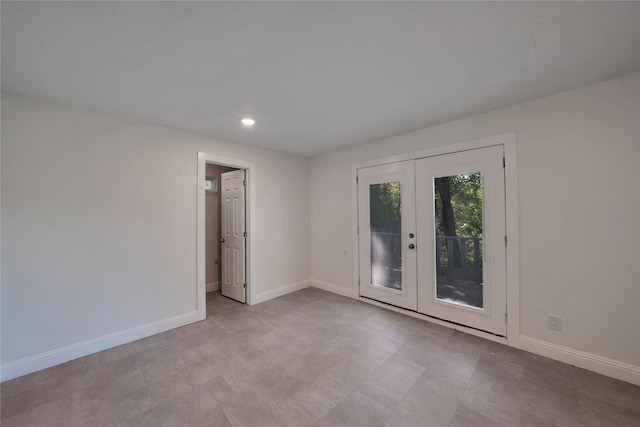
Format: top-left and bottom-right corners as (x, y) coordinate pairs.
(519, 335), (640, 386)
(1, 311), (199, 382)
(206, 281), (220, 292)
(310, 279), (358, 299)
(252, 280), (310, 305)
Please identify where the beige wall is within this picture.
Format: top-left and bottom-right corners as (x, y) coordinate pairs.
(205, 163), (236, 286)
(310, 73), (640, 368)
(1, 94), (310, 367)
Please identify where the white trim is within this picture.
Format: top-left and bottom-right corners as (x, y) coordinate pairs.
(252, 280), (310, 305)
(197, 153), (256, 313)
(310, 279), (358, 299)
(503, 135), (521, 347)
(351, 166), (360, 299)
(352, 133), (516, 170)
(360, 297), (507, 345)
(206, 281), (220, 292)
(1, 311), (198, 382)
(519, 336), (640, 386)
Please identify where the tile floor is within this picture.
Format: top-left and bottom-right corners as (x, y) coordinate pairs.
(2, 288), (639, 426)
(206, 290), (244, 316)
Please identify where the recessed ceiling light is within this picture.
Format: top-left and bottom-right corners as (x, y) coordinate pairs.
(241, 118), (256, 126)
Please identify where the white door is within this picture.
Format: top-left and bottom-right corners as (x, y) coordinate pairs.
(358, 161), (417, 311)
(416, 146), (506, 335)
(220, 169), (246, 303)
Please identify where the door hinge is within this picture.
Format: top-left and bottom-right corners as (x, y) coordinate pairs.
(356, 175), (359, 184)
(503, 157), (506, 168)
(244, 283), (247, 289)
(243, 231), (247, 238)
(243, 179), (246, 186)
(504, 235), (508, 246)
(505, 312), (508, 324)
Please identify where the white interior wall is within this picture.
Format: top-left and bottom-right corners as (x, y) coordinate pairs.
(1, 94), (310, 368)
(310, 73), (640, 369)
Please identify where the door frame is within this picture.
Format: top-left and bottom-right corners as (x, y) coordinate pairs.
(197, 152), (256, 320)
(351, 133), (520, 346)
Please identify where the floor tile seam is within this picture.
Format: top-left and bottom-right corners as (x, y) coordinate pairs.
(516, 401), (586, 427)
(384, 398), (461, 427)
(0, 395), (53, 421)
(294, 390), (349, 424)
(573, 375), (640, 400)
(256, 376), (317, 407)
(6, 388), (104, 425)
(576, 389), (640, 415)
(218, 394), (280, 427)
(507, 384), (589, 426)
(359, 374), (424, 415)
(267, 328), (328, 351)
(0, 378), (91, 420)
(519, 378), (581, 403)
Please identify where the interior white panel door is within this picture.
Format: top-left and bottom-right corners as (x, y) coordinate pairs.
(221, 169), (246, 303)
(358, 161), (417, 311)
(416, 146), (506, 335)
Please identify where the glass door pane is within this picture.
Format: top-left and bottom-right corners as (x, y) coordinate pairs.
(434, 173), (483, 309)
(370, 182), (402, 290)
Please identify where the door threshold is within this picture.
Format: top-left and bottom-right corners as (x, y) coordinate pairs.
(359, 296), (508, 345)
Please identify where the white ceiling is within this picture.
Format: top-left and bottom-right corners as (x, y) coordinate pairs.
(2, 2), (639, 157)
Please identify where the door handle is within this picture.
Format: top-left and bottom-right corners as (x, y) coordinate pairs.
(219, 238), (225, 243)
(408, 243), (415, 250)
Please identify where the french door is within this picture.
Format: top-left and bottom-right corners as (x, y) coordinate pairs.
(358, 161), (417, 310)
(358, 146), (506, 336)
(220, 169), (246, 303)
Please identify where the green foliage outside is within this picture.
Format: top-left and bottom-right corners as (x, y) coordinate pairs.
(368, 175), (482, 272)
(368, 174), (482, 237)
(369, 182), (401, 233)
(435, 173), (483, 238)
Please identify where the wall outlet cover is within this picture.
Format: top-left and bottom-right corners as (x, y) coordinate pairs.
(548, 315), (562, 331)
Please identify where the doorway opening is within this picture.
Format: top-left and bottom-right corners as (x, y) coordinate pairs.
(197, 153), (256, 321)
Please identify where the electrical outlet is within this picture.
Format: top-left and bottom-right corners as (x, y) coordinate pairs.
(548, 315), (562, 331)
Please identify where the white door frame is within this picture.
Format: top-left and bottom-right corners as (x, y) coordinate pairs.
(351, 133), (520, 346)
(197, 152), (256, 320)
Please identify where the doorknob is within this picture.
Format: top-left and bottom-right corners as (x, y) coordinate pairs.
(408, 243), (415, 249)
(219, 238), (225, 243)
(409, 233), (415, 238)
